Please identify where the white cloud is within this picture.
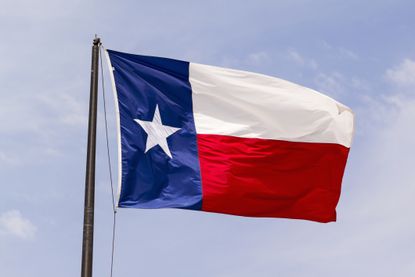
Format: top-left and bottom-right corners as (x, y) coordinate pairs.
(0, 210), (37, 239)
(287, 49), (318, 70)
(36, 89), (87, 127)
(320, 41), (359, 61)
(385, 58), (415, 86)
(246, 51), (269, 66)
(0, 151), (21, 166)
(338, 47), (359, 61)
(314, 72), (346, 97)
(287, 49), (305, 65)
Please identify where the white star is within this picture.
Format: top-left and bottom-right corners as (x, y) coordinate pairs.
(134, 105), (180, 158)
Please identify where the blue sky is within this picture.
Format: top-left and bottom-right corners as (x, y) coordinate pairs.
(1, 0), (415, 276)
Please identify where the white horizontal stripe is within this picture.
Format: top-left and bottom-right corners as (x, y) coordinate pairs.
(189, 63), (354, 147)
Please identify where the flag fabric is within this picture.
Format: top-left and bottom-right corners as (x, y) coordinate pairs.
(105, 49), (354, 223)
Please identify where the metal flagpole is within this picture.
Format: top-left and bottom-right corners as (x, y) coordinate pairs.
(81, 36), (101, 277)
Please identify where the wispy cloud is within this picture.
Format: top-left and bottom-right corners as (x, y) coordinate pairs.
(0, 151), (21, 166)
(385, 58), (415, 87)
(246, 51), (270, 66)
(287, 49), (318, 70)
(314, 71), (346, 97)
(320, 41), (359, 61)
(0, 210), (37, 240)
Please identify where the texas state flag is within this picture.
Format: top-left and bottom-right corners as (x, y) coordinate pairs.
(105, 49), (354, 223)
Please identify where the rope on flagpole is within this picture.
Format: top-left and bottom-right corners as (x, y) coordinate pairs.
(99, 44), (117, 277)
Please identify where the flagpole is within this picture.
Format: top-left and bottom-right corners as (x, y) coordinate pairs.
(81, 36), (100, 277)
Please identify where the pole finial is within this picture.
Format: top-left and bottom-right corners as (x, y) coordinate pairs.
(93, 35), (101, 46)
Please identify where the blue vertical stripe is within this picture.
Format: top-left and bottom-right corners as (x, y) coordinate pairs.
(107, 50), (202, 210)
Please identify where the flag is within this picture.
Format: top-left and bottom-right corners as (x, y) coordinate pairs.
(105, 49), (354, 223)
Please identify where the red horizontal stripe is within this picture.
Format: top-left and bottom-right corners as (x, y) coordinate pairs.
(197, 134), (350, 223)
